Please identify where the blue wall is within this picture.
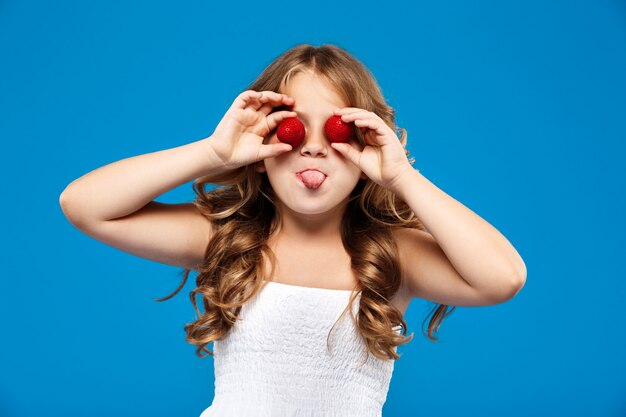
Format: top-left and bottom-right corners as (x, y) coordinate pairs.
(1, 0), (625, 416)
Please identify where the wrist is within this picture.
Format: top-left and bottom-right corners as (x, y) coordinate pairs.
(197, 135), (232, 175)
(200, 135), (227, 167)
(390, 167), (421, 199)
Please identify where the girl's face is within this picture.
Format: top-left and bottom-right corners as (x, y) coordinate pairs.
(255, 71), (366, 215)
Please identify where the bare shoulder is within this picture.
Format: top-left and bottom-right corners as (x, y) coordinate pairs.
(67, 201), (213, 272)
(391, 227), (500, 307)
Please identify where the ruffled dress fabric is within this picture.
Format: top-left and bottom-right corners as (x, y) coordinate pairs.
(199, 280), (401, 417)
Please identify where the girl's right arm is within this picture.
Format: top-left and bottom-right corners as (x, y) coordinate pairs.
(59, 137), (228, 271)
(59, 90), (296, 271)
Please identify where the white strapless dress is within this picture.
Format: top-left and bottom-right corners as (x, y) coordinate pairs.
(199, 280), (401, 417)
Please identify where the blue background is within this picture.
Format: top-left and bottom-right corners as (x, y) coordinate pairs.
(1, 0), (625, 416)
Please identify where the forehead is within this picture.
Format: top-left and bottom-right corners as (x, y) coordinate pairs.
(280, 72), (347, 111)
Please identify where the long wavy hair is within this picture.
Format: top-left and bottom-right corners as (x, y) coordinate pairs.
(158, 43), (456, 361)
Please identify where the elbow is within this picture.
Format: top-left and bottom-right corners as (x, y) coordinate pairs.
(59, 187), (76, 215)
(475, 274), (526, 306)
(513, 261), (527, 292)
(501, 255), (527, 301)
(59, 189), (86, 229)
(488, 269), (527, 304)
(502, 269), (526, 301)
(59, 190), (72, 219)
(59, 189), (70, 208)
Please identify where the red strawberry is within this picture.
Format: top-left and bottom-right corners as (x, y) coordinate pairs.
(324, 115), (353, 142)
(276, 117), (305, 147)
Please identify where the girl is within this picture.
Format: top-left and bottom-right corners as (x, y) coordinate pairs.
(59, 44), (526, 416)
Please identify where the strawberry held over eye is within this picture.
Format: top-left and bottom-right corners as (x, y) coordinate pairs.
(276, 117), (305, 147)
(324, 115), (354, 143)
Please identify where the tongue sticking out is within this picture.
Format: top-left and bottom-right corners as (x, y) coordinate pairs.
(298, 170), (326, 189)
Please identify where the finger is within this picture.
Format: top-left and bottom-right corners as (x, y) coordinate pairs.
(254, 93), (295, 114)
(259, 91), (294, 104)
(236, 91), (277, 112)
(339, 111), (382, 125)
(257, 142), (293, 160)
(354, 118), (391, 145)
(259, 94), (295, 116)
(333, 107), (362, 115)
(339, 111), (369, 120)
(354, 118), (384, 139)
(359, 129), (377, 148)
(330, 142), (362, 168)
(233, 90), (263, 110)
(250, 92), (265, 111)
(265, 110), (298, 131)
(340, 113), (380, 144)
(334, 109), (362, 118)
(258, 102), (274, 116)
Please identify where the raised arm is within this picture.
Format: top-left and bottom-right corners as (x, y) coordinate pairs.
(59, 90), (298, 270)
(58, 136), (226, 271)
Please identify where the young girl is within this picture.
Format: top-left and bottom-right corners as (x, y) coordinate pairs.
(59, 44), (526, 416)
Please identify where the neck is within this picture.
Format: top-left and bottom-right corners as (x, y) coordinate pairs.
(272, 202), (347, 246)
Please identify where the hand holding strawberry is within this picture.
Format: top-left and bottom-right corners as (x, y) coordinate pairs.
(207, 90), (297, 170)
(329, 107), (414, 192)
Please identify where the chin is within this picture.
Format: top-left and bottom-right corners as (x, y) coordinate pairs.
(281, 195), (332, 212)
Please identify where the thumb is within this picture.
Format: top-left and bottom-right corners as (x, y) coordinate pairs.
(331, 142), (361, 167)
(257, 143), (293, 161)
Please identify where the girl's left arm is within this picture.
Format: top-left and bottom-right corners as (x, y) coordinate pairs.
(390, 168), (527, 296)
(330, 107), (526, 301)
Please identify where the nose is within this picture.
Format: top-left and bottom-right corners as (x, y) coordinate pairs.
(299, 126), (328, 157)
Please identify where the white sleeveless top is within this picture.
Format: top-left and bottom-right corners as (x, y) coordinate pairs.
(199, 280), (401, 417)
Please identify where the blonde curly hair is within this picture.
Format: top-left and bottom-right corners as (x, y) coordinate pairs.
(158, 43), (455, 361)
